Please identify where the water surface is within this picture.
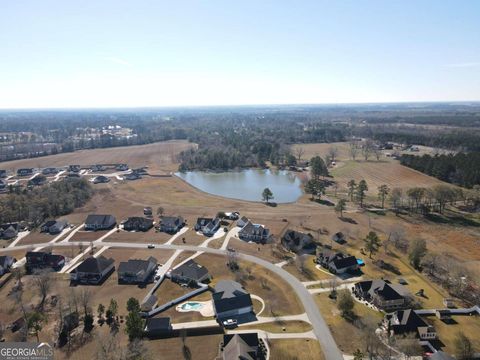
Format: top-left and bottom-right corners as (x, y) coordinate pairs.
(176, 169), (302, 203)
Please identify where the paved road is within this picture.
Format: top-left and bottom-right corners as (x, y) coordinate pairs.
(0, 240), (343, 360)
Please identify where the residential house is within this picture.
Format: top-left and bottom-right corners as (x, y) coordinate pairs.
(0, 256), (15, 275)
(91, 164), (106, 172)
(144, 317), (172, 339)
(28, 175), (47, 186)
(84, 214), (116, 231)
(93, 175), (110, 184)
(17, 168), (34, 177)
(0, 169), (7, 178)
(170, 259), (210, 284)
(212, 280), (254, 321)
(281, 229), (317, 254)
(132, 167), (147, 175)
(68, 165), (81, 173)
(125, 172), (141, 181)
(42, 167), (59, 175)
(354, 280), (409, 311)
(118, 257), (157, 284)
(237, 216), (249, 228)
(238, 221), (270, 244)
(25, 251), (65, 273)
(194, 217), (220, 236)
(0, 223), (19, 240)
(159, 216), (184, 233)
(384, 309), (437, 341)
(123, 217), (154, 232)
(316, 249), (359, 274)
(70, 256), (115, 285)
(41, 219), (68, 234)
(115, 164), (129, 171)
(222, 333), (265, 360)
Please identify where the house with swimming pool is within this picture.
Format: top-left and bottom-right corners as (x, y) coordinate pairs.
(212, 280), (254, 321)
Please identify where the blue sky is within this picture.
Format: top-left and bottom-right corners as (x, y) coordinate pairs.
(0, 0), (479, 108)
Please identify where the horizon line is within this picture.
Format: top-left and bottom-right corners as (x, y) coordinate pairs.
(1, 99), (480, 112)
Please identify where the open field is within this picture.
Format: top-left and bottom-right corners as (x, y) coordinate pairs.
(0, 140), (194, 173)
(314, 291), (384, 355)
(427, 314), (480, 354)
(269, 339), (324, 360)
(292, 142), (446, 196)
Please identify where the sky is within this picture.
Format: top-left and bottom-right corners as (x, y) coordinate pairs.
(0, 0), (479, 109)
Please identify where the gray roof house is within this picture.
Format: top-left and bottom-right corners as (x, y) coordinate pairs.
(17, 168), (34, 177)
(41, 219), (68, 234)
(238, 221), (270, 244)
(237, 216), (249, 228)
(159, 216), (184, 234)
(316, 249), (359, 274)
(170, 259), (210, 284)
(118, 257), (157, 284)
(281, 229), (317, 254)
(194, 217), (221, 236)
(222, 333), (265, 360)
(0, 256), (15, 276)
(70, 256), (115, 285)
(144, 317), (172, 339)
(84, 214), (116, 231)
(354, 280), (409, 311)
(384, 309), (437, 341)
(212, 280), (254, 321)
(0, 223), (19, 240)
(123, 217), (154, 232)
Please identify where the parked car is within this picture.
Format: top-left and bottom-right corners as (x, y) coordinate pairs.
(222, 319), (238, 328)
(147, 244), (155, 249)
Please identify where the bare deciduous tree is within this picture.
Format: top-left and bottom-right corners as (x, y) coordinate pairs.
(33, 269), (54, 309)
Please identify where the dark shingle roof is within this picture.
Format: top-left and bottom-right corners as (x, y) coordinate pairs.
(85, 214), (115, 226)
(213, 280), (253, 313)
(118, 257), (157, 274)
(171, 259), (209, 281)
(75, 256), (114, 274)
(145, 317), (171, 331)
(332, 255), (357, 269)
(223, 333), (260, 360)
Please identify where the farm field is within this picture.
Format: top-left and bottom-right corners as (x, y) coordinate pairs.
(292, 142), (446, 197)
(0, 140), (194, 173)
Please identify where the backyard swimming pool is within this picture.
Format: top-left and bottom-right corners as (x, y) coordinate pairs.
(179, 302), (203, 311)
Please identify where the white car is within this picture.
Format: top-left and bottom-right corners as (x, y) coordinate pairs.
(222, 319), (237, 328)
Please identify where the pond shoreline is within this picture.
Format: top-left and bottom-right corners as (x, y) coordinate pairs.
(175, 168), (303, 204)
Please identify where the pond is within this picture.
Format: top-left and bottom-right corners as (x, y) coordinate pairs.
(175, 169), (303, 203)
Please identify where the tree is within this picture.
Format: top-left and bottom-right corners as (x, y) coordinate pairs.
(97, 303), (105, 321)
(125, 309), (144, 342)
(310, 156), (328, 180)
(294, 146), (305, 162)
(335, 199), (347, 218)
(33, 268), (53, 309)
(79, 288), (91, 316)
(156, 207), (164, 217)
(409, 238), (427, 270)
(377, 185), (390, 209)
(454, 332), (474, 360)
(362, 139), (374, 161)
(406, 187), (426, 213)
(347, 180), (356, 202)
(304, 180), (317, 200)
(337, 291), (355, 318)
(349, 140), (359, 161)
(393, 332), (423, 359)
(180, 329), (192, 360)
(390, 187), (403, 215)
(285, 153), (297, 166)
(363, 231), (381, 258)
(352, 349), (364, 360)
(262, 188), (274, 203)
(327, 146), (338, 163)
(127, 297), (141, 313)
(84, 313), (94, 333)
(27, 312), (44, 342)
(356, 180), (368, 207)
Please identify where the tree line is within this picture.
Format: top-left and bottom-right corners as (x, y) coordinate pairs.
(0, 178), (93, 226)
(400, 152), (480, 188)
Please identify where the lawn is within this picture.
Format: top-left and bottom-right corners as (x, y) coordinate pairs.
(269, 339), (324, 360)
(314, 290), (384, 355)
(240, 320), (312, 333)
(427, 314), (480, 354)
